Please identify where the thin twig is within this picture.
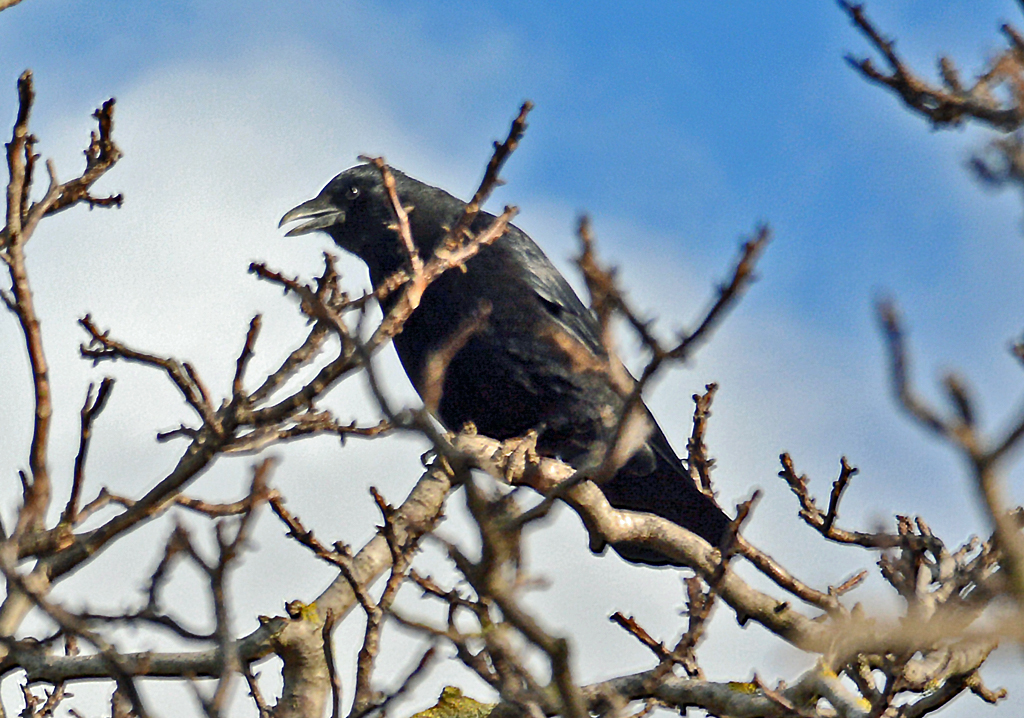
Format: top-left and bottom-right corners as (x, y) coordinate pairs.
(62, 378), (115, 526)
(445, 101), (533, 246)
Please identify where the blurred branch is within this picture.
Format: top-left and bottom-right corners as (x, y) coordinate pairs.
(572, 222), (769, 489)
(348, 490), (421, 718)
(444, 101), (533, 247)
(448, 431), (828, 649)
(876, 300), (1024, 604)
(2, 462), (454, 685)
(0, 546), (148, 717)
(840, 1), (1024, 130)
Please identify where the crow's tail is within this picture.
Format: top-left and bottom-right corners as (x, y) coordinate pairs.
(599, 434), (731, 566)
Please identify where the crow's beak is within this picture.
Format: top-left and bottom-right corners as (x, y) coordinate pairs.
(279, 195), (345, 237)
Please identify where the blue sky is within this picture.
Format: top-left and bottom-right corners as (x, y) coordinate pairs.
(2, 1), (1024, 715)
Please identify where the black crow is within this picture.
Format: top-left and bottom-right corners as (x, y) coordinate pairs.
(280, 164), (731, 565)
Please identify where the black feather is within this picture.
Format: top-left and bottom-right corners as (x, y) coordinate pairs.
(281, 164), (731, 565)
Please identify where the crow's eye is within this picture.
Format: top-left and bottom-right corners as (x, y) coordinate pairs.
(346, 186), (360, 200)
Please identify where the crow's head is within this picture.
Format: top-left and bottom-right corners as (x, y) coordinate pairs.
(279, 163), (411, 265)
(282, 164), (472, 284)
